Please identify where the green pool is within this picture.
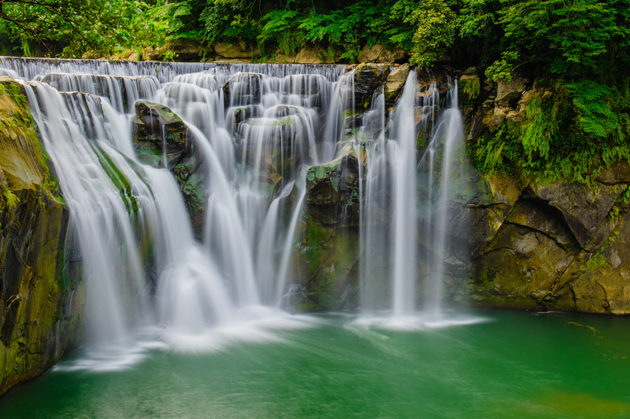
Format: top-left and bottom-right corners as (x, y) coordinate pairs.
(1, 310), (629, 419)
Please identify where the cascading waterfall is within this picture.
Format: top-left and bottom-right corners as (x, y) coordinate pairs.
(1, 56), (467, 361)
(358, 70), (466, 326)
(420, 85), (464, 317)
(390, 70), (418, 318)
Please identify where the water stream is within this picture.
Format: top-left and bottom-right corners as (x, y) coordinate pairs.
(2, 57), (469, 365)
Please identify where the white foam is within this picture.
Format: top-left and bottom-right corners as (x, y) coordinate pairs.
(351, 310), (490, 331)
(162, 306), (319, 352)
(55, 308), (320, 371)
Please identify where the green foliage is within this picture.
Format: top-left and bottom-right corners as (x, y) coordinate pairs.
(0, 0), (174, 58)
(400, 0), (457, 66)
(460, 77), (480, 99)
(471, 78), (630, 184)
(485, 51), (519, 83)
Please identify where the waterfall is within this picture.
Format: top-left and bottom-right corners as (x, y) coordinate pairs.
(1, 56), (467, 357)
(358, 70), (466, 327)
(420, 85), (464, 317)
(390, 70), (418, 318)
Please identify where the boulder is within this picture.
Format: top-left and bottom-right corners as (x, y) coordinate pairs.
(353, 63), (390, 110)
(495, 75), (529, 107)
(384, 63), (410, 105)
(132, 101), (205, 236)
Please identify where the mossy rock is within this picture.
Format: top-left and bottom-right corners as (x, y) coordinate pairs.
(0, 77), (85, 396)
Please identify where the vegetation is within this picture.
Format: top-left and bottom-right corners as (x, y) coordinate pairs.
(1, 0), (629, 183)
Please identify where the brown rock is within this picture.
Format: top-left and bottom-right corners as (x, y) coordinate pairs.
(496, 76), (528, 107)
(384, 63), (410, 102)
(358, 43), (407, 63)
(214, 42), (258, 59)
(531, 181), (624, 248)
(295, 48), (323, 64)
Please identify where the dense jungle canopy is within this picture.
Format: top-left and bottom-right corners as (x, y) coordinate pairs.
(1, 0), (629, 182)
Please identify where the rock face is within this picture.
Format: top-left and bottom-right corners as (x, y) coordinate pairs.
(0, 77), (85, 396)
(214, 43), (259, 60)
(292, 146), (365, 311)
(295, 48), (323, 64)
(358, 43), (407, 63)
(458, 69), (630, 314)
(352, 63), (390, 110)
(384, 63), (410, 105)
(132, 100), (205, 237)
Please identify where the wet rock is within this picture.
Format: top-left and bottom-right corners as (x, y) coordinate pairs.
(236, 106), (319, 180)
(0, 78), (85, 395)
(353, 63), (390, 110)
(294, 146), (366, 311)
(132, 100), (205, 236)
(384, 63), (410, 106)
(222, 73), (263, 107)
(41, 73), (159, 113)
(415, 67), (453, 97)
(59, 92), (104, 139)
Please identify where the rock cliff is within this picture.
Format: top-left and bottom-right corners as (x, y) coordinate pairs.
(0, 77), (85, 396)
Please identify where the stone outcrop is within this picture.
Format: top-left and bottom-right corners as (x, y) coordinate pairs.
(292, 146), (365, 311)
(351, 63), (390, 110)
(0, 77), (85, 396)
(384, 63), (410, 106)
(295, 48), (323, 64)
(358, 43), (407, 63)
(214, 43), (259, 60)
(458, 69), (630, 314)
(132, 100), (205, 236)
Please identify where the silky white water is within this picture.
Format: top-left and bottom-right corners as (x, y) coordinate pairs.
(358, 70), (468, 328)
(1, 57), (469, 364)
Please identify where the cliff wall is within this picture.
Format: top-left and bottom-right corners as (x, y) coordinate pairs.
(0, 76), (85, 396)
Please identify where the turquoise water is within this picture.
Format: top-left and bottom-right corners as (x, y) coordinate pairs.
(1, 310), (629, 419)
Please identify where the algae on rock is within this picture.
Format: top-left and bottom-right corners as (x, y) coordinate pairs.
(0, 76), (85, 396)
